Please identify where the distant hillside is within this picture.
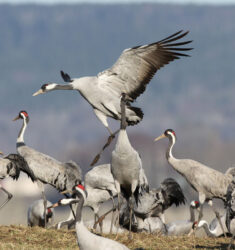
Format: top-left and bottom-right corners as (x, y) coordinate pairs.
(1, 3), (235, 186)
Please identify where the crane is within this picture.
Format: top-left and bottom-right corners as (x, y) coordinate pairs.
(50, 184), (132, 250)
(57, 163), (118, 232)
(154, 128), (233, 237)
(33, 30), (192, 164)
(225, 178), (235, 248)
(165, 200), (200, 236)
(193, 213), (229, 237)
(13, 110), (82, 226)
(28, 199), (54, 227)
(59, 162), (148, 235)
(120, 178), (185, 230)
(0, 151), (36, 209)
(111, 93), (148, 238)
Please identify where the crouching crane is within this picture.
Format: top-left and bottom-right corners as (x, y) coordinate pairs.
(28, 199), (54, 227)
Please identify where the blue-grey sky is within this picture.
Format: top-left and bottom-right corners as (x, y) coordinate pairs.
(1, 0), (235, 4)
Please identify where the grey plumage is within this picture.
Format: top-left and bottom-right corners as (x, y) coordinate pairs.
(155, 129), (233, 236)
(50, 184), (130, 250)
(33, 30), (192, 135)
(165, 200), (200, 236)
(0, 152), (36, 209)
(111, 93), (148, 236)
(28, 199), (54, 227)
(226, 179), (235, 248)
(13, 110), (82, 226)
(226, 179), (235, 233)
(57, 164), (118, 231)
(14, 110), (82, 192)
(84, 164), (117, 229)
(120, 178), (185, 230)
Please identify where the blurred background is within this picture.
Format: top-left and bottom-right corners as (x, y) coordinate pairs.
(0, 0), (235, 226)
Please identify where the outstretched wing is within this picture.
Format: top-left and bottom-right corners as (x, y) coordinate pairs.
(98, 30), (192, 101)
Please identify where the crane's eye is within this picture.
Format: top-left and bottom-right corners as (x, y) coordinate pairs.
(41, 84), (49, 90)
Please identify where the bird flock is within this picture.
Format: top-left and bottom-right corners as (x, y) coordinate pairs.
(1, 29), (235, 249)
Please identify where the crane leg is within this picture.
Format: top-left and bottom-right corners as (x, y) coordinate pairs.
(109, 195), (116, 234)
(90, 129), (120, 167)
(114, 192), (121, 238)
(198, 204), (204, 222)
(93, 206), (117, 230)
(228, 234), (235, 249)
(208, 200), (227, 238)
(0, 186), (13, 209)
(93, 213), (102, 233)
(128, 195), (134, 239)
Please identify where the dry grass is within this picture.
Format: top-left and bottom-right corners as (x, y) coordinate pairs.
(0, 225), (234, 250)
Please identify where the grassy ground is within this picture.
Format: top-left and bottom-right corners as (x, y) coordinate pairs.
(0, 225), (234, 250)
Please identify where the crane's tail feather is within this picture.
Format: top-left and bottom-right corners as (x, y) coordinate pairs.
(160, 178), (186, 208)
(126, 106), (144, 126)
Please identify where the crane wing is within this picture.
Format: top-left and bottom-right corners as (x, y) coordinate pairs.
(98, 30), (192, 101)
(4, 153), (37, 182)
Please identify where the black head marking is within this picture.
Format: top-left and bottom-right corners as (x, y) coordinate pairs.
(19, 110), (29, 119)
(164, 129), (176, 138)
(41, 83), (49, 91)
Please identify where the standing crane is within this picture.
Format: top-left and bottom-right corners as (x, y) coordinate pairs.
(0, 151), (36, 209)
(33, 30), (192, 165)
(13, 110), (82, 226)
(111, 93), (148, 238)
(154, 129), (233, 237)
(50, 184), (132, 250)
(59, 163), (148, 234)
(28, 199), (54, 227)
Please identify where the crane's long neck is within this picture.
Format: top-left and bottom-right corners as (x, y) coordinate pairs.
(201, 221), (216, 237)
(51, 83), (74, 91)
(120, 96), (127, 130)
(17, 117), (28, 144)
(189, 206), (195, 222)
(75, 194), (84, 223)
(166, 135), (176, 160)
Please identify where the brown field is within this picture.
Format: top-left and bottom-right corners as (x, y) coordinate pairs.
(0, 225), (234, 250)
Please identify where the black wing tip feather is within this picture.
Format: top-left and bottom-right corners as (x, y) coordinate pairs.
(158, 30), (190, 44)
(126, 106), (144, 126)
(149, 30), (193, 55)
(5, 154), (37, 182)
(60, 70), (72, 83)
(161, 178), (186, 207)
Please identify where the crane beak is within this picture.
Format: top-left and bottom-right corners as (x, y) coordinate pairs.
(0, 151), (3, 155)
(154, 134), (166, 142)
(48, 203), (59, 209)
(33, 89), (43, 96)
(61, 189), (73, 195)
(13, 115), (20, 121)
